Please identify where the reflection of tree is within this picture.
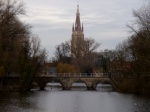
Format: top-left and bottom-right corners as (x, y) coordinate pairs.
(18, 93), (41, 110)
(0, 92), (40, 111)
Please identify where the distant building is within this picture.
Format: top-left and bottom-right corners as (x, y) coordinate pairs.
(45, 63), (57, 75)
(71, 5), (84, 58)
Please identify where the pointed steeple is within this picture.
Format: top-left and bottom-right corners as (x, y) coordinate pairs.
(72, 23), (74, 31)
(77, 4), (79, 13)
(82, 23), (84, 31)
(71, 4), (84, 58)
(75, 4), (81, 31)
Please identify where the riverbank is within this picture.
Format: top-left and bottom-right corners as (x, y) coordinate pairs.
(0, 86), (20, 92)
(114, 77), (150, 95)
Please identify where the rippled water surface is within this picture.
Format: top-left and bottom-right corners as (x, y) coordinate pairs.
(0, 85), (150, 112)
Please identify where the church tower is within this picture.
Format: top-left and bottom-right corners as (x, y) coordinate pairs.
(71, 5), (84, 58)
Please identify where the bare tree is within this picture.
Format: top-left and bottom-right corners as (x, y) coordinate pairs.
(71, 36), (84, 58)
(19, 36), (47, 91)
(79, 38), (100, 73)
(64, 38), (100, 73)
(55, 42), (70, 63)
(0, 0), (28, 75)
(127, 3), (149, 34)
(0, 0), (47, 91)
(115, 2), (150, 74)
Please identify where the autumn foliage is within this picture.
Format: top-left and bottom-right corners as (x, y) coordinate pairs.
(57, 63), (76, 73)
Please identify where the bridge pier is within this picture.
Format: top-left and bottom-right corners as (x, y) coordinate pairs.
(38, 82), (46, 90)
(40, 86), (45, 90)
(62, 82), (71, 90)
(61, 79), (72, 90)
(87, 86), (95, 90)
(63, 86), (71, 90)
(87, 83), (95, 90)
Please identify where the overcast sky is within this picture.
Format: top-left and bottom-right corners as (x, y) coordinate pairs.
(20, 0), (146, 58)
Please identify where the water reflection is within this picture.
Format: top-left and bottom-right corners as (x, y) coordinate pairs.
(0, 89), (150, 112)
(45, 83), (63, 90)
(30, 82), (114, 91)
(0, 92), (42, 112)
(71, 82), (87, 90)
(96, 83), (113, 91)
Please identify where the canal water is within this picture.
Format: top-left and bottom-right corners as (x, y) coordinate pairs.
(0, 83), (150, 112)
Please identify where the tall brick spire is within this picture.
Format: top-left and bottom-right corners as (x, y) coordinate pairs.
(75, 4), (81, 31)
(71, 4), (84, 58)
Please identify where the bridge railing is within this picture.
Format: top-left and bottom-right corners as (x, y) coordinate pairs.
(40, 73), (109, 78)
(3, 72), (140, 79)
(40, 72), (137, 78)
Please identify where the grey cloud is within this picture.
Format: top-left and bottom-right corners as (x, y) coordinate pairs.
(21, 0), (143, 57)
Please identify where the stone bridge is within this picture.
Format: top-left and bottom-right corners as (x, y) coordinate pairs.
(0, 73), (119, 91)
(34, 73), (118, 90)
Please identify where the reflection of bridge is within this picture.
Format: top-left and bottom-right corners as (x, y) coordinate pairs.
(0, 73), (119, 91)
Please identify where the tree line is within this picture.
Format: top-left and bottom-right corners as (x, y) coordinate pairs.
(52, 2), (150, 75)
(0, 0), (149, 94)
(51, 2), (150, 94)
(0, 0), (47, 92)
(52, 38), (100, 73)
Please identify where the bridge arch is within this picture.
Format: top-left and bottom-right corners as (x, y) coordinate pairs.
(30, 82), (40, 90)
(32, 75), (119, 91)
(71, 80), (88, 90)
(33, 78), (66, 90)
(45, 82), (63, 90)
(69, 79), (95, 90)
(94, 79), (117, 91)
(95, 81), (113, 91)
